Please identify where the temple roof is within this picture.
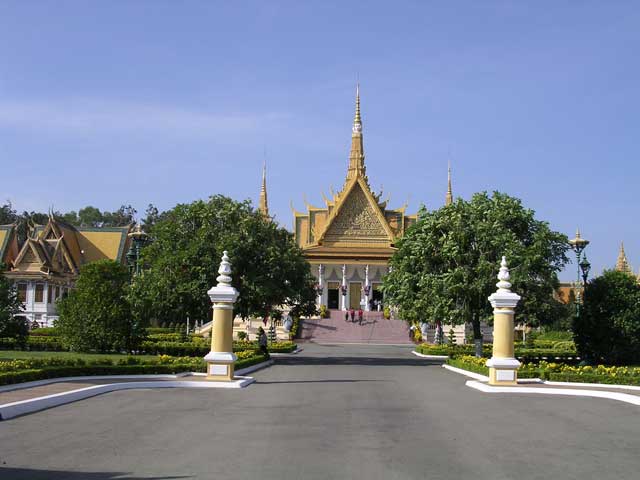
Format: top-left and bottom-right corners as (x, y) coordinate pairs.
(293, 86), (416, 260)
(4, 216), (132, 281)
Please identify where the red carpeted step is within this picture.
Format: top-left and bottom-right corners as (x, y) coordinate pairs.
(299, 310), (412, 344)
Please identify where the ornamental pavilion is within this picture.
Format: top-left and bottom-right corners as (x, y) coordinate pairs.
(287, 86), (453, 311)
(0, 216), (133, 326)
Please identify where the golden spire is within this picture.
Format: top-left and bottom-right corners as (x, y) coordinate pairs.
(615, 242), (632, 274)
(346, 83), (366, 183)
(259, 160), (270, 219)
(445, 161), (453, 206)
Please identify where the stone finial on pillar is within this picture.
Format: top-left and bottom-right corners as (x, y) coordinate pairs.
(486, 256), (521, 385)
(204, 251), (239, 381)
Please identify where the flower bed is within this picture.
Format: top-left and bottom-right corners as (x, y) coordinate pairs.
(0, 351), (269, 387)
(446, 355), (640, 386)
(138, 340), (296, 357)
(416, 343), (578, 363)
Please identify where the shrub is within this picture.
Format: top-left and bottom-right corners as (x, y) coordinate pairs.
(289, 316), (301, 340)
(29, 327), (60, 337)
(319, 305), (329, 319)
(383, 306), (391, 320)
(237, 331), (247, 341)
(56, 260), (146, 352)
(574, 270), (640, 365)
(537, 330), (573, 342)
(146, 327), (174, 335)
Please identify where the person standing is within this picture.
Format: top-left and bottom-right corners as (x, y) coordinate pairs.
(358, 308), (363, 325)
(257, 327), (269, 359)
(349, 308), (355, 322)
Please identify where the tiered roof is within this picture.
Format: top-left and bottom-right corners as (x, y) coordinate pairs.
(292, 86), (416, 263)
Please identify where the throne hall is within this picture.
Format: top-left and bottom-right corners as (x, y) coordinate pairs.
(285, 87), (453, 311)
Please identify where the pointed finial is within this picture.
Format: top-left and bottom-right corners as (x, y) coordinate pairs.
(353, 83), (362, 134)
(445, 161), (453, 206)
(616, 242), (632, 274)
(259, 159), (269, 218)
(496, 256), (512, 291)
(216, 251), (232, 286)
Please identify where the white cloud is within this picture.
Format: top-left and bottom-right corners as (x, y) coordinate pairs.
(0, 98), (290, 138)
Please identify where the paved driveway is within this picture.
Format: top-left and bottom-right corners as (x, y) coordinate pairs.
(0, 343), (638, 480)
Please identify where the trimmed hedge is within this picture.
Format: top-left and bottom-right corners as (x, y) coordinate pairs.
(0, 337), (66, 352)
(416, 343), (578, 363)
(28, 327), (60, 337)
(0, 353), (269, 386)
(446, 356), (640, 386)
(138, 340), (296, 356)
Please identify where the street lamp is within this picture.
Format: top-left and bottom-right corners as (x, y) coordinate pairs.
(568, 229), (590, 317)
(579, 255), (591, 286)
(127, 224), (150, 277)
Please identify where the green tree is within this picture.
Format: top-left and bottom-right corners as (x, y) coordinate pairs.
(383, 192), (569, 352)
(56, 260), (144, 352)
(102, 205), (137, 227)
(0, 202), (18, 224)
(0, 270), (27, 348)
(77, 206), (104, 227)
(129, 195), (316, 326)
(574, 270), (640, 365)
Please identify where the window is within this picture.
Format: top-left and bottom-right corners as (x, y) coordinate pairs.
(17, 283), (27, 303)
(48, 285), (54, 303)
(35, 284), (44, 303)
(55, 286), (60, 299)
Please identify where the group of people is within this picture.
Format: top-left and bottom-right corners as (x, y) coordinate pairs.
(345, 308), (364, 325)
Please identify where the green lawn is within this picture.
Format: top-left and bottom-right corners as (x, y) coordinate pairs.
(0, 350), (160, 361)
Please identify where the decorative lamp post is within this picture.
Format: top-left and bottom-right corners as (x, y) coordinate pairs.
(204, 251), (239, 381)
(127, 224), (150, 277)
(568, 229), (590, 317)
(486, 257), (521, 385)
(579, 255), (591, 286)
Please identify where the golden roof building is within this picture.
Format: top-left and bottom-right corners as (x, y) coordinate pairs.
(291, 86), (420, 311)
(1, 215), (133, 326)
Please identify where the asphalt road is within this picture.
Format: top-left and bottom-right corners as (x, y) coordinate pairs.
(0, 343), (638, 480)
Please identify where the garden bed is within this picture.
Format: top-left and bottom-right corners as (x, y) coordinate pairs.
(0, 351), (268, 387)
(446, 355), (640, 386)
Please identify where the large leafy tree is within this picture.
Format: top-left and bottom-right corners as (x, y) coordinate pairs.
(574, 270), (640, 365)
(383, 192), (569, 344)
(130, 195), (316, 325)
(0, 269), (27, 348)
(63, 205), (137, 227)
(56, 260), (144, 352)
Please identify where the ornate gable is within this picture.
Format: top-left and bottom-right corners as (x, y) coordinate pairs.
(320, 179), (394, 247)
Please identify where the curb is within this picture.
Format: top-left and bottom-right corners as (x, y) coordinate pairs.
(412, 351), (449, 360)
(270, 348), (303, 357)
(0, 360), (277, 421)
(441, 364), (489, 381)
(465, 380), (640, 406)
(441, 363), (640, 406)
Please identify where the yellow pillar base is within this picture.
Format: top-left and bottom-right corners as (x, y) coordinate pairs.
(204, 351), (237, 382)
(206, 361), (235, 381)
(486, 357), (520, 386)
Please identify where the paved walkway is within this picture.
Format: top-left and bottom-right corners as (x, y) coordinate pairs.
(0, 344), (639, 480)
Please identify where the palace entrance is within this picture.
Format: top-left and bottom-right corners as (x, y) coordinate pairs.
(349, 282), (361, 309)
(327, 282), (340, 310)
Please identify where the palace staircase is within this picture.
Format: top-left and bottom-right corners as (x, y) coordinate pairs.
(299, 309), (412, 344)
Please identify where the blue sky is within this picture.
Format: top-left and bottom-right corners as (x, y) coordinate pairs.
(1, 1), (639, 281)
